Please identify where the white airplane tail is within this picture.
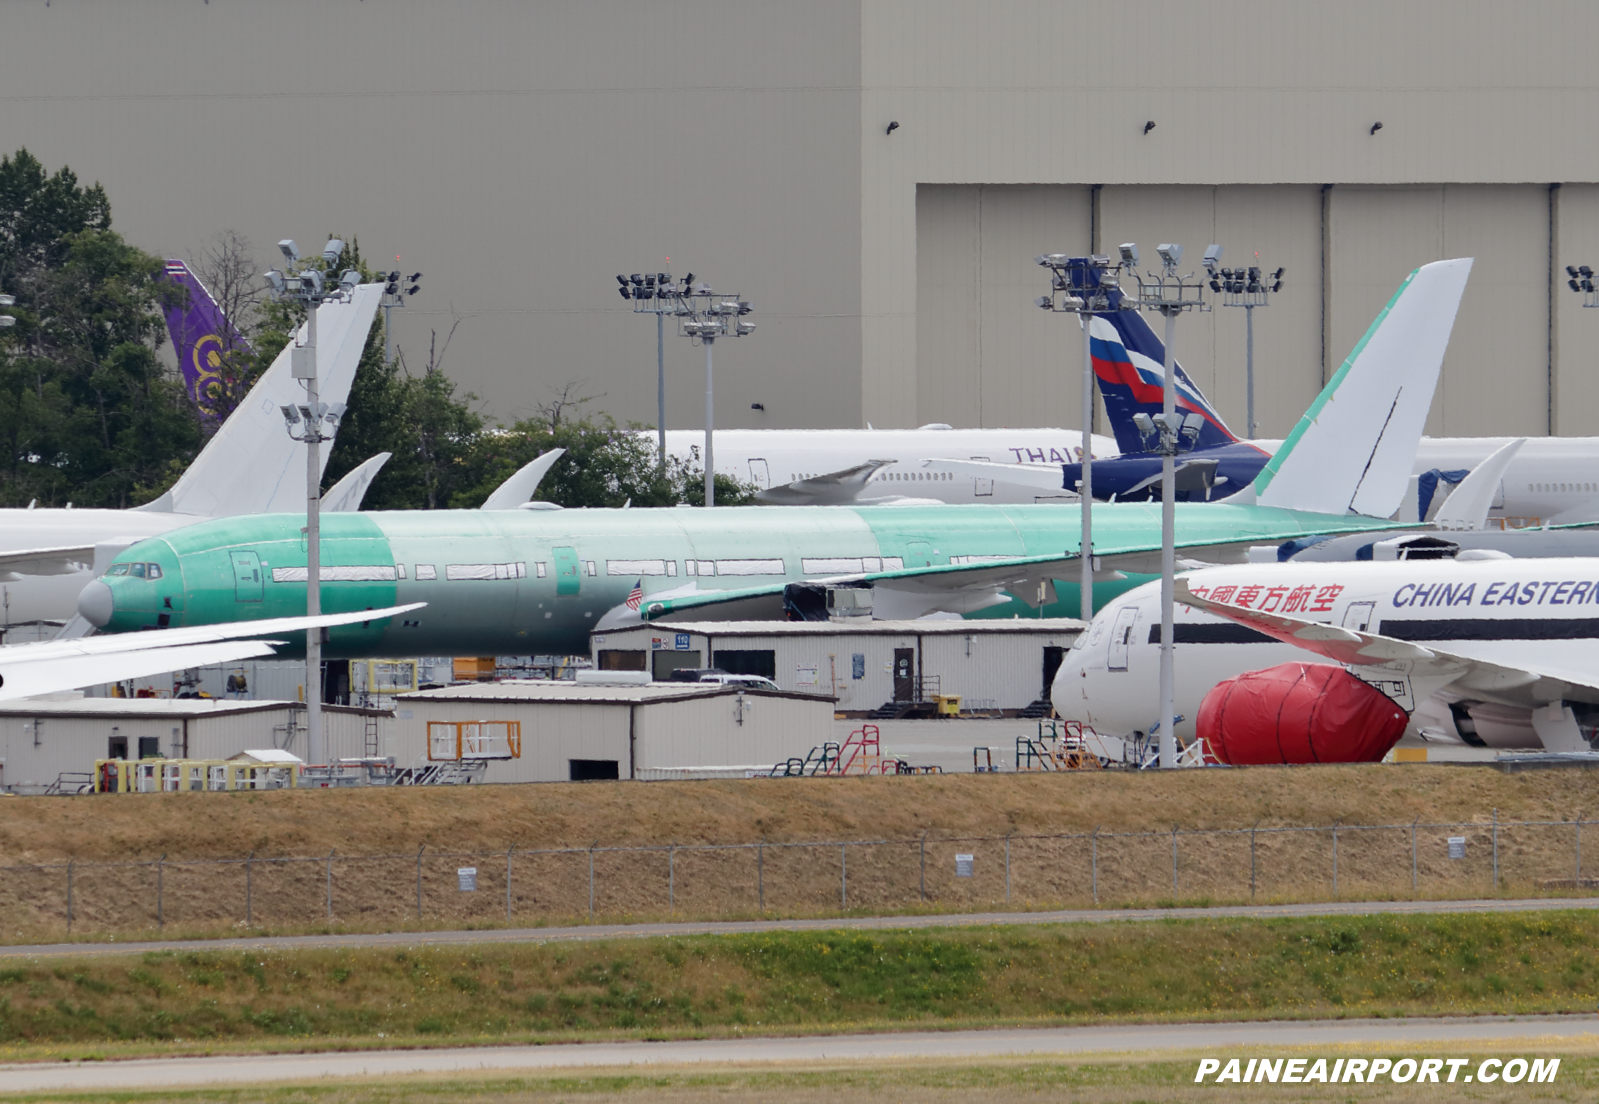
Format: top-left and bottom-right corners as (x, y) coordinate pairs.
(136, 283), (383, 518)
(479, 449), (567, 510)
(1253, 258), (1472, 517)
(323, 452), (392, 513)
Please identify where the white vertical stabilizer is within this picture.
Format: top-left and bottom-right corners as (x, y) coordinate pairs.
(1254, 258), (1472, 517)
(136, 283), (383, 518)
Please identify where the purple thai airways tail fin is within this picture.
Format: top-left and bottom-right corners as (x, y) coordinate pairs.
(1087, 305), (1238, 454)
(162, 259), (251, 414)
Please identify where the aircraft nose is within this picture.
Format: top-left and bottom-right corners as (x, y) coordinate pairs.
(78, 581), (114, 628)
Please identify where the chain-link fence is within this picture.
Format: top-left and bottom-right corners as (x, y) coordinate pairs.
(5, 814), (1595, 939)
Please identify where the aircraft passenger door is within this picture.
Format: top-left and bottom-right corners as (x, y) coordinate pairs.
(230, 551), (263, 603)
(906, 540), (934, 567)
(553, 546), (581, 596)
(748, 458), (770, 489)
(1342, 601), (1376, 633)
(1106, 606), (1139, 671)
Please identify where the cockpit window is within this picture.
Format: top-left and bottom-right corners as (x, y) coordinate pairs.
(108, 562), (161, 579)
(108, 564), (130, 576)
(147, 564), (162, 579)
(130, 563), (147, 579)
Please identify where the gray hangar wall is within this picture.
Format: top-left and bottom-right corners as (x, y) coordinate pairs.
(915, 184), (1599, 441)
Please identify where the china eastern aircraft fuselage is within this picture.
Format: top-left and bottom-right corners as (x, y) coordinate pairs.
(1056, 559), (1599, 750)
(82, 504), (1405, 659)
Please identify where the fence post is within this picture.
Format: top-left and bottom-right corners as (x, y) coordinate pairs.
(1250, 821), (1258, 902)
(506, 846), (514, 923)
(758, 839), (765, 911)
(157, 853), (166, 931)
(246, 850), (254, 927)
(416, 845), (424, 921)
(1323, 819), (1336, 896)
(1411, 818), (1419, 894)
(588, 841), (596, 920)
(840, 844), (847, 911)
(326, 850), (335, 921)
(66, 861), (73, 935)
(669, 843), (675, 911)
(1492, 808), (1499, 891)
(1005, 831), (1012, 904)
(1171, 826), (1178, 896)
(919, 832), (927, 902)
(1091, 827), (1098, 905)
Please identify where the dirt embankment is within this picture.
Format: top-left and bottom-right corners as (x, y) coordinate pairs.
(1, 765), (1594, 864)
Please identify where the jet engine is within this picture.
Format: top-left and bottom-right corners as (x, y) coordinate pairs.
(1197, 662), (1408, 765)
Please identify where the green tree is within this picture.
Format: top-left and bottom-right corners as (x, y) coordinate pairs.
(0, 149), (196, 507)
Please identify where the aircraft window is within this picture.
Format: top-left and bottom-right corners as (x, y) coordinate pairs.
(147, 564), (162, 579)
(130, 563), (147, 579)
(395, 564), (407, 579)
(666, 561), (677, 576)
(607, 559), (669, 576)
(415, 565), (438, 580)
(881, 556), (903, 570)
(108, 563), (130, 576)
(535, 562), (547, 578)
(862, 557), (883, 572)
(716, 558), (786, 576)
(686, 560), (715, 576)
(272, 565), (400, 583)
(445, 562), (527, 581)
(804, 557), (864, 573)
(586, 561), (597, 576)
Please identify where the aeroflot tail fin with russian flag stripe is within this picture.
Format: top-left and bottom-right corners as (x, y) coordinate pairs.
(1088, 304), (1239, 454)
(1254, 258), (1473, 518)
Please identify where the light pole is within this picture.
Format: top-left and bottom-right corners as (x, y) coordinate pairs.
(1123, 242), (1213, 769)
(617, 271), (682, 472)
(661, 279), (753, 506)
(1565, 264), (1598, 309)
(263, 239), (359, 765)
(1209, 257), (1283, 438)
(380, 269), (421, 366)
(1033, 253), (1130, 621)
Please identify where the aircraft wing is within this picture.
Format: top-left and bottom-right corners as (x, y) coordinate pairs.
(323, 452), (392, 513)
(0, 602), (424, 702)
(0, 544), (97, 577)
(617, 526), (1410, 626)
(755, 460), (896, 505)
(480, 449), (567, 510)
(1175, 578), (1599, 724)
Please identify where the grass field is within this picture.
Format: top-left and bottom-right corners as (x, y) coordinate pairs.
(1, 911), (1597, 1064)
(2, 765), (1591, 864)
(4, 765), (1598, 944)
(3, 1050), (1596, 1103)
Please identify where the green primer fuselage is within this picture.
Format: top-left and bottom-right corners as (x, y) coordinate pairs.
(97, 504), (1401, 658)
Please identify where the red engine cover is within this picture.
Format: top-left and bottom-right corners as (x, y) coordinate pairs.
(1197, 662), (1409, 765)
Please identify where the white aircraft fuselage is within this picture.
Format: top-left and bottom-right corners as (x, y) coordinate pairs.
(1054, 558), (1599, 751)
(659, 426), (1117, 504)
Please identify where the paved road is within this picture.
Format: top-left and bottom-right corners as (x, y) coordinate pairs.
(0, 1016), (1593, 1092)
(1, 895), (1594, 961)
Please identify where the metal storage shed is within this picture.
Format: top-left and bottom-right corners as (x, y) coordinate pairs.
(0, 697), (392, 793)
(390, 681), (836, 783)
(590, 619), (1084, 715)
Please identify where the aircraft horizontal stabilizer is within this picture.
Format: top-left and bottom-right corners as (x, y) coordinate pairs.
(1175, 579), (1599, 720)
